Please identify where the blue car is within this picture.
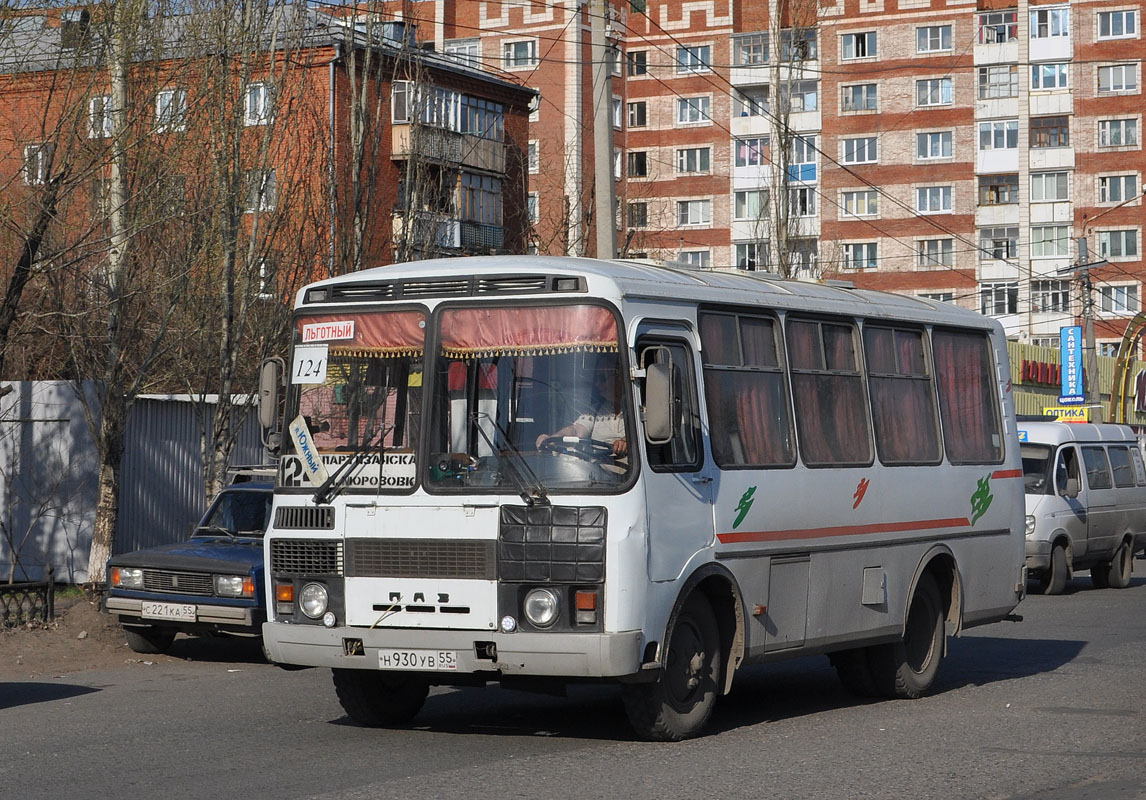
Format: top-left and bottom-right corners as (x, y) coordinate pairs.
(105, 480), (273, 655)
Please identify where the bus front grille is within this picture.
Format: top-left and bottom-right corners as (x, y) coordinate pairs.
(345, 539), (496, 580)
(271, 539), (344, 576)
(498, 505), (606, 583)
(274, 506), (335, 530)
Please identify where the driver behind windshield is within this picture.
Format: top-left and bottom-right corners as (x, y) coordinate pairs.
(535, 365), (628, 457)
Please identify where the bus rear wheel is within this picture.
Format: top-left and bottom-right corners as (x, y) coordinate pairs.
(332, 668), (429, 727)
(869, 573), (945, 699)
(622, 594), (722, 741)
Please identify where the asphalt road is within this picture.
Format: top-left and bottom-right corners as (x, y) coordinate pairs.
(3, 573), (1146, 800)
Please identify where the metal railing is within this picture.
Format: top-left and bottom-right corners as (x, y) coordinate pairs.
(0, 567), (55, 627)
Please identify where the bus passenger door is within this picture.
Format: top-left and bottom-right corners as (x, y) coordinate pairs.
(635, 334), (715, 582)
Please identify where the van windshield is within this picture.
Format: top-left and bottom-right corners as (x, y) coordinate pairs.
(1021, 443), (1053, 494)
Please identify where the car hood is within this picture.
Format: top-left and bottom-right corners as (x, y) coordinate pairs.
(108, 537), (263, 574)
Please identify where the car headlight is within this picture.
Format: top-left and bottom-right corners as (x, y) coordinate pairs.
(111, 567), (143, 589)
(1025, 515), (1036, 536)
(299, 582), (329, 619)
(523, 588), (559, 628)
(214, 575), (255, 598)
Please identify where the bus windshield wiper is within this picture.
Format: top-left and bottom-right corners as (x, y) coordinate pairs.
(312, 424), (394, 506)
(471, 412), (549, 507)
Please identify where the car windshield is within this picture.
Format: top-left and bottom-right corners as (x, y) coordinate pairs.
(282, 310), (425, 492)
(197, 490), (272, 536)
(427, 303), (633, 492)
(1021, 443), (1053, 494)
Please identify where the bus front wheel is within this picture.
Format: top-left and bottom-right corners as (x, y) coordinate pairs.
(332, 668), (429, 727)
(622, 593), (722, 741)
(869, 573), (945, 699)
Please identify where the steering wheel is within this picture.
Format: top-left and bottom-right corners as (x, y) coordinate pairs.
(540, 436), (615, 462)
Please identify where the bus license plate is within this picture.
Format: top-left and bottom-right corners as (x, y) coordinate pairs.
(378, 648), (458, 671)
(141, 601), (196, 621)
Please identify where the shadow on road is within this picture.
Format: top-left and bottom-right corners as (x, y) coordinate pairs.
(0, 681), (99, 710)
(164, 634), (268, 665)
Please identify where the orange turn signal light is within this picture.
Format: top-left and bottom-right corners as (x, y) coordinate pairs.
(575, 590), (598, 611)
(276, 582), (294, 603)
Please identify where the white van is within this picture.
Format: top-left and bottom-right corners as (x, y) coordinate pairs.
(1019, 421), (1146, 594)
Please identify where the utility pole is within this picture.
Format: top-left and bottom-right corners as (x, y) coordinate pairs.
(590, 0), (616, 259)
(1075, 237), (1100, 410)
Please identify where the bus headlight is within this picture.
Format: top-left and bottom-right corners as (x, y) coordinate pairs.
(523, 588), (559, 628)
(1024, 515), (1035, 536)
(299, 582), (329, 619)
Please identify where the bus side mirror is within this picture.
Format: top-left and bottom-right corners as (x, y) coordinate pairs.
(258, 358), (284, 431)
(643, 362), (676, 444)
(1061, 477), (1080, 499)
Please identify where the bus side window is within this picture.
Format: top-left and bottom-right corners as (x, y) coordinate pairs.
(638, 341), (702, 471)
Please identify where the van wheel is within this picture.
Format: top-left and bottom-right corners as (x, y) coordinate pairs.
(869, 573), (945, 699)
(1041, 544), (1069, 595)
(1105, 541), (1134, 589)
(622, 594), (722, 741)
(332, 669), (429, 727)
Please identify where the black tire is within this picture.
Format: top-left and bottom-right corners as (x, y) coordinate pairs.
(1041, 543), (1070, 595)
(869, 573), (945, 699)
(1106, 540), (1133, 589)
(829, 648), (879, 697)
(331, 669), (429, 727)
(622, 594), (722, 741)
(123, 626), (176, 655)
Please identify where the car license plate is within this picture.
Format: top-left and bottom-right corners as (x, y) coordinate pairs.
(141, 601), (196, 621)
(378, 648), (457, 671)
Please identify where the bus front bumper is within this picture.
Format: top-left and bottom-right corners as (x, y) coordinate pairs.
(262, 622), (644, 678)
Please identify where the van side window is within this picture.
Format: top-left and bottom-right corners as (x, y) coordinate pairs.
(1055, 446), (1079, 494)
(933, 329), (1004, 464)
(698, 311), (795, 467)
(1107, 446), (1137, 488)
(638, 340), (702, 471)
(1131, 447), (1146, 486)
(1081, 446), (1113, 490)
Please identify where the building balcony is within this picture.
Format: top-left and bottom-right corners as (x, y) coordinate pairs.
(392, 125), (506, 174)
(391, 210), (461, 251)
(460, 220), (504, 251)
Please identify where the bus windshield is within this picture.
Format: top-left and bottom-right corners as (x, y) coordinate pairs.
(427, 304), (633, 492)
(1021, 443), (1053, 494)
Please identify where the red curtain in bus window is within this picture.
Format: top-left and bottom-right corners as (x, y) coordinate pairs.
(933, 330), (1003, 463)
(736, 317), (793, 465)
(439, 306), (618, 359)
(865, 327), (940, 463)
(296, 311), (426, 357)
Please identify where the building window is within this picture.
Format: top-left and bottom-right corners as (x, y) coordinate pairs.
(677, 147), (711, 174)
(735, 137), (768, 167)
(842, 136), (877, 164)
(614, 147), (622, 181)
(841, 83), (877, 111)
(917, 131), (953, 159)
(1031, 7), (1069, 38)
(1031, 116), (1069, 148)
(503, 40), (538, 68)
(780, 80), (818, 112)
(611, 97), (622, 129)
(256, 258), (276, 300)
(627, 151), (648, 178)
(676, 45), (711, 73)
(789, 187), (816, 216)
(980, 283), (1019, 315)
(1031, 280), (1071, 312)
(916, 77), (952, 107)
(841, 31), (876, 59)
(780, 28), (818, 61)
(676, 96), (711, 124)
(734, 189), (767, 220)
(1031, 171), (1070, 201)
(734, 33), (768, 65)
(979, 65), (1019, 98)
(527, 192), (539, 224)
(979, 11), (1018, 43)
(627, 201), (648, 228)
(1098, 10), (1137, 39)
(1099, 118), (1139, 147)
(1031, 225), (1070, 257)
(680, 250), (711, 268)
(243, 82), (273, 126)
(1099, 64), (1138, 93)
(842, 190), (879, 217)
(607, 45), (621, 77)
(734, 88), (770, 117)
(460, 173), (503, 226)
(735, 241), (768, 270)
(444, 38), (481, 69)
(1100, 284), (1139, 313)
(917, 25), (952, 53)
(979, 226), (1019, 260)
(975, 120), (1017, 151)
(1100, 174), (1138, 203)
(788, 136), (817, 183)
(22, 143), (53, 185)
(917, 186), (952, 213)
(1031, 63), (1069, 90)
(245, 169), (276, 213)
(677, 199), (712, 226)
(919, 291), (955, 303)
(979, 174), (1019, 205)
(528, 141), (539, 173)
(843, 242), (878, 270)
(89, 94), (112, 138)
(627, 101), (646, 127)
(1099, 230), (1139, 259)
(918, 238), (954, 267)
(155, 88), (186, 132)
(626, 50), (647, 76)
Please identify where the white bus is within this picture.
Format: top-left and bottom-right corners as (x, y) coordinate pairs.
(260, 256), (1026, 740)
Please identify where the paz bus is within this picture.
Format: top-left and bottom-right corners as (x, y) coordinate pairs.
(258, 256), (1026, 740)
